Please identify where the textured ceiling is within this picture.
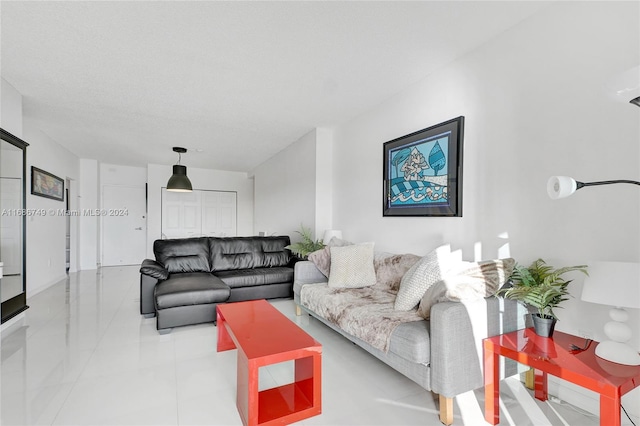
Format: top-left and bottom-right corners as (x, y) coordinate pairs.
(1, 1), (549, 172)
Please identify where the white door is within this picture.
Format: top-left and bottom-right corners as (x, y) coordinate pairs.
(161, 189), (237, 239)
(102, 185), (147, 266)
(201, 191), (237, 237)
(161, 189), (202, 238)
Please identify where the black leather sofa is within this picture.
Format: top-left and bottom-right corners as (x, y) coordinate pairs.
(140, 236), (294, 333)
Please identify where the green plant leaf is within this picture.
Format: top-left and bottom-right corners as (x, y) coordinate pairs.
(284, 224), (326, 259)
(500, 258), (588, 320)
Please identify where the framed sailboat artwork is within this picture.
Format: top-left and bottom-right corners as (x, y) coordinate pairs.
(383, 117), (464, 217)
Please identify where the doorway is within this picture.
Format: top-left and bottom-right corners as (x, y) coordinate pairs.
(101, 185), (147, 266)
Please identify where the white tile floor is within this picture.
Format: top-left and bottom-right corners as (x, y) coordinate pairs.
(0, 266), (619, 425)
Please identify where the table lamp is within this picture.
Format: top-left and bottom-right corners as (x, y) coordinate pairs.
(323, 230), (343, 244)
(581, 261), (640, 365)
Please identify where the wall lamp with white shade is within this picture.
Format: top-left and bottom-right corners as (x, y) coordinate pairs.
(547, 176), (640, 199)
(547, 176), (640, 364)
(167, 147), (193, 192)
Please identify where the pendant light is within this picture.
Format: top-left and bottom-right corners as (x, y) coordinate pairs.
(167, 147), (193, 192)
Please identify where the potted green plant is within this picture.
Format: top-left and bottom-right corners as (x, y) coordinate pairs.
(285, 225), (325, 259)
(500, 259), (588, 337)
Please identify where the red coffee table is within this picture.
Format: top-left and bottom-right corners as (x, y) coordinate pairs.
(216, 300), (322, 426)
(484, 328), (640, 426)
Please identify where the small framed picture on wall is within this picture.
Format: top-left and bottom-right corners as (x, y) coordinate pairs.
(31, 166), (64, 201)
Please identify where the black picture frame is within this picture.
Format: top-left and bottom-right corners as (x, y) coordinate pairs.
(383, 116), (464, 217)
(31, 166), (64, 201)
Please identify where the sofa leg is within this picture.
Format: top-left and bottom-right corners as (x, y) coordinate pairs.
(142, 313), (156, 319)
(525, 367), (535, 389)
(157, 328), (172, 335)
(439, 395), (453, 425)
(295, 305), (302, 316)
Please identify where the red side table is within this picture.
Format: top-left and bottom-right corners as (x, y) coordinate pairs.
(217, 300), (322, 426)
(483, 328), (640, 426)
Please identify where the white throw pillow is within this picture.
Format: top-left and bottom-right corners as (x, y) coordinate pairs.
(328, 242), (377, 288)
(308, 237), (353, 277)
(394, 244), (452, 311)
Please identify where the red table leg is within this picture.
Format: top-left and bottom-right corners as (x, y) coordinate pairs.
(600, 394), (621, 426)
(216, 309), (236, 352)
(484, 340), (500, 425)
(236, 351), (259, 426)
(534, 369), (548, 401)
(295, 352), (322, 412)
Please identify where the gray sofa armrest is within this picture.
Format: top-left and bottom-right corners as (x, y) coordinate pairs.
(294, 261), (328, 285)
(429, 296), (529, 398)
(293, 261), (328, 305)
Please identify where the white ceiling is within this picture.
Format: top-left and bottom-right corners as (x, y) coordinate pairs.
(1, 1), (550, 172)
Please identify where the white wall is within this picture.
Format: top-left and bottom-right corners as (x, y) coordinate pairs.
(253, 129), (319, 241)
(146, 163), (254, 257)
(255, 1), (640, 417)
(1, 80), (81, 296)
(1, 78), (23, 137)
(23, 121), (79, 295)
(314, 128), (333, 240)
(0, 149), (22, 178)
(100, 163), (147, 187)
(329, 1), (639, 416)
(79, 159), (98, 270)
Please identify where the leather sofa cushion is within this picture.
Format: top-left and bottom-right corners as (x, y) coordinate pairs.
(209, 236), (291, 271)
(154, 238), (211, 274)
(215, 267), (294, 288)
(259, 237), (292, 267)
(155, 273), (230, 309)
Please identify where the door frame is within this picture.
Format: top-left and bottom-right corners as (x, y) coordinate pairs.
(0, 128), (29, 323)
(100, 184), (147, 266)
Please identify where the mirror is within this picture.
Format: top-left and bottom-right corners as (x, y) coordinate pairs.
(1, 128), (29, 323)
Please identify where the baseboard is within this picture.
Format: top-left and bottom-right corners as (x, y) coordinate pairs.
(548, 376), (640, 421)
(28, 273), (68, 298)
(547, 376), (598, 415)
(1, 312), (26, 337)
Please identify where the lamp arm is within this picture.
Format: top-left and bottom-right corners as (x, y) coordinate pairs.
(578, 180), (640, 189)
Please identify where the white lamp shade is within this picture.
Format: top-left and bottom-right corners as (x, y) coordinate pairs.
(582, 261), (640, 309)
(323, 230), (343, 244)
(547, 176), (578, 199)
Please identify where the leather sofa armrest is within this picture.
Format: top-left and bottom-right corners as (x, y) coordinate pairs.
(140, 259), (169, 280)
(287, 255), (303, 268)
(139, 259), (169, 316)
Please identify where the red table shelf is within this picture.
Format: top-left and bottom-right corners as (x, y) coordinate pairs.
(217, 300), (322, 426)
(483, 328), (640, 426)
